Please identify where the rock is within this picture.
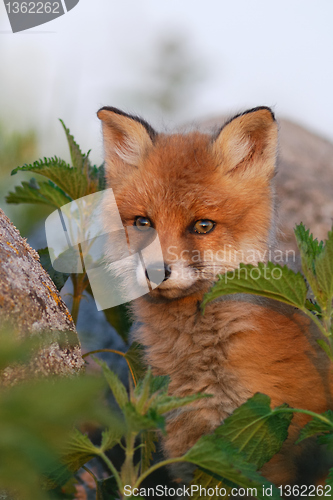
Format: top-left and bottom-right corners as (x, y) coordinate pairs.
(198, 115), (333, 252)
(0, 208), (84, 385)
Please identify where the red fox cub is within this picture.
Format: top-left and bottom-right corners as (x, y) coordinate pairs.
(98, 106), (333, 487)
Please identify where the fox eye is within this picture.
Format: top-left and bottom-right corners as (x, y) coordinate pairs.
(193, 220), (215, 234)
(134, 216), (152, 230)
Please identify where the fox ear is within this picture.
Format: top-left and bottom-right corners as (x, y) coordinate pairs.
(97, 107), (156, 180)
(213, 107), (278, 179)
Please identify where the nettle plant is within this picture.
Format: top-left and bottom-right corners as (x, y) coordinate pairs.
(5, 121), (333, 499)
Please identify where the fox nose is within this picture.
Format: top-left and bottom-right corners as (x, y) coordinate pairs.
(145, 263), (171, 285)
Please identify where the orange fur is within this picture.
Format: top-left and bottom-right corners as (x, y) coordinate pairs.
(98, 106), (333, 487)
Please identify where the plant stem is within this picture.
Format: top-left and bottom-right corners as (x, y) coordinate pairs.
(133, 457), (185, 490)
(301, 307), (329, 339)
(121, 431), (138, 487)
(100, 451), (123, 494)
(82, 465), (98, 489)
(70, 272), (88, 325)
(275, 407), (333, 426)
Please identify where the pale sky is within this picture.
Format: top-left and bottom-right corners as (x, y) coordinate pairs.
(1, 0), (333, 165)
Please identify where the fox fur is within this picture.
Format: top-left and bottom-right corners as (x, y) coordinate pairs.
(98, 106), (333, 487)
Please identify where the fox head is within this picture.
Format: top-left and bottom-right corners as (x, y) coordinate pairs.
(98, 106), (278, 302)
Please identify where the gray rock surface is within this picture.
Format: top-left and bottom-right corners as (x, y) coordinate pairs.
(198, 116), (333, 252)
(0, 208), (84, 385)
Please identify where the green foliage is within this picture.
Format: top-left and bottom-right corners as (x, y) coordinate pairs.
(214, 393), (293, 469)
(6, 178), (72, 208)
(6, 119), (333, 498)
(297, 410), (333, 442)
(0, 332), (114, 499)
(95, 358), (129, 411)
(183, 435), (280, 500)
(294, 222), (324, 271)
(201, 222), (333, 498)
(202, 261), (308, 311)
(315, 229), (333, 311)
(6, 119), (132, 343)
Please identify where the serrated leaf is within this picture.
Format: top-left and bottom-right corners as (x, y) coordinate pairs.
(11, 156), (89, 201)
(315, 229), (333, 308)
(294, 223), (328, 305)
(98, 163), (106, 191)
(59, 119), (88, 173)
(135, 367), (153, 413)
(123, 342), (145, 385)
(202, 262), (307, 311)
(190, 469), (232, 500)
(38, 248), (70, 292)
(297, 410), (333, 443)
(214, 393), (292, 468)
(154, 392), (211, 415)
(140, 430), (158, 473)
(183, 435), (280, 500)
(94, 358), (128, 410)
(96, 475), (119, 500)
(316, 339), (333, 362)
(305, 299), (322, 316)
(62, 429), (99, 472)
(123, 402), (165, 433)
(6, 179), (72, 208)
(326, 467), (333, 489)
(295, 223), (324, 272)
(100, 426), (123, 452)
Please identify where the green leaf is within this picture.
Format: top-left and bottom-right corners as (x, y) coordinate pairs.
(190, 469), (232, 500)
(305, 299), (322, 316)
(140, 430), (158, 474)
(294, 223), (327, 305)
(94, 358), (128, 410)
(98, 163), (106, 191)
(154, 392), (211, 416)
(125, 342), (146, 385)
(297, 410), (333, 443)
(326, 466), (333, 489)
(183, 435), (280, 500)
(294, 223), (324, 272)
(62, 429), (99, 472)
(6, 179), (72, 208)
(11, 157), (88, 201)
(202, 262), (308, 311)
(123, 402), (165, 433)
(0, 370), (111, 500)
(59, 119), (89, 173)
(96, 475), (119, 500)
(38, 248), (70, 292)
(315, 229), (333, 308)
(214, 393), (292, 468)
(316, 339), (333, 362)
(100, 426), (123, 452)
(135, 367), (153, 413)
(318, 432), (333, 451)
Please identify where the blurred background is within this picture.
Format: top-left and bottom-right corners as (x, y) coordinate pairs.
(1, 0), (333, 353)
(1, 0), (333, 225)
